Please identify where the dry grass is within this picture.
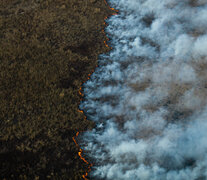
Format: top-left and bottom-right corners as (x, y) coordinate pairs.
(0, 0), (114, 179)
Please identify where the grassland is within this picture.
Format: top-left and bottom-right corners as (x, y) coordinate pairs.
(0, 0), (113, 179)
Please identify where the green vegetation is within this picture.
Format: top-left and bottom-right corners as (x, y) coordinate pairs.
(0, 0), (113, 179)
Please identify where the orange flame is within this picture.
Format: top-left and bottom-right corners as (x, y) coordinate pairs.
(73, 1), (118, 179)
(104, 0), (119, 13)
(72, 132), (93, 180)
(102, 1), (118, 49)
(78, 110), (84, 113)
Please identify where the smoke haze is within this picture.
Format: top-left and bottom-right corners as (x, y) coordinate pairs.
(80, 0), (207, 179)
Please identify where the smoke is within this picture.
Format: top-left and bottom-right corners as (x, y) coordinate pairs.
(80, 0), (207, 179)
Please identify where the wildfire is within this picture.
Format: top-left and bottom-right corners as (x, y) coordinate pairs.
(72, 132), (93, 180)
(78, 110), (84, 113)
(104, 0), (119, 13)
(72, 1), (118, 179)
(79, 87), (83, 96)
(102, 11), (118, 49)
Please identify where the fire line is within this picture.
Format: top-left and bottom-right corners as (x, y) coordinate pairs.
(72, 1), (118, 179)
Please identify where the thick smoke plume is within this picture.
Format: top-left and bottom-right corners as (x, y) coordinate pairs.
(80, 0), (207, 179)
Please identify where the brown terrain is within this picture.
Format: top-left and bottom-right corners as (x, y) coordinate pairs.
(0, 0), (114, 179)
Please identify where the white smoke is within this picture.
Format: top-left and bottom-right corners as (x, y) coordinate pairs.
(80, 0), (207, 179)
